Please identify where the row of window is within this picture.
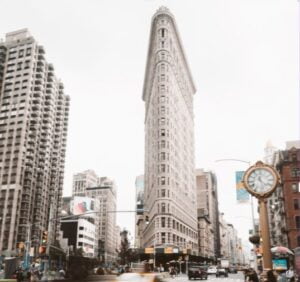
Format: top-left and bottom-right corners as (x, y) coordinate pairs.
(8, 48), (32, 60)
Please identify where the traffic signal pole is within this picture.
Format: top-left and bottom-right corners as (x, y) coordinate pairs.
(23, 223), (31, 270)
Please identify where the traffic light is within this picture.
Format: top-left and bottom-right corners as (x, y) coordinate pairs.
(145, 216), (149, 224)
(42, 231), (48, 244)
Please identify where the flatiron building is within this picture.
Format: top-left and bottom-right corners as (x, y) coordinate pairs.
(142, 7), (198, 255)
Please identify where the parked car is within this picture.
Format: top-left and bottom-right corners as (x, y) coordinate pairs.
(207, 266), (217, 275)
(188, 265), (208, 280)
(216, 268), (228, 278)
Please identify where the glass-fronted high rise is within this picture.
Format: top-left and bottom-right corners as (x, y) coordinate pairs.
(142, 7), (198, 255)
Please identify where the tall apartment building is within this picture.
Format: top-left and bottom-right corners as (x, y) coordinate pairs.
(142, 7), (198, 255)
(195, 169), (220, 261)
(0, 29), (69, 252)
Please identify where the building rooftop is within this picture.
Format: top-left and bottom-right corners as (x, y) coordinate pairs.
(5, 28), (31, 42)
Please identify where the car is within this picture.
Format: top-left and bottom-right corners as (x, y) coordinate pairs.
(115, 272), (166, 282)
(228, 266), (238, 274)
(188, 265), (208, 280)
(207, 266), (217, 275)
(216, 268), (228, 278)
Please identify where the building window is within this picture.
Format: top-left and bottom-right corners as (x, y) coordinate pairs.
(79, 226), (84, 230)
(161, 177), (166, 185)
(291, 168), (300, 177)
(292, 183), (300, 193)
(26, 48), (31, 56)
(161, 217), (165, 228)
(160, 152), (166, 161)
(160, 118), (165, 125)
(161, 232), (166, 244)
(18, 50), (24, 57)
(161, 189), (166, 197)
(161, 203), (166, 213)
(298, 236), (300, 247)
(296, 216), (300, 229)
(294, 199), (300, 210)
(161, 28), (165, 38)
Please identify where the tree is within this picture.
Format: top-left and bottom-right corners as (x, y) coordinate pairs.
(117, 229), (133, 265)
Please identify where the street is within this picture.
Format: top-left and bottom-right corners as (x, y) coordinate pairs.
(86, 272), (245, 282)
(165, 273), (245, 282)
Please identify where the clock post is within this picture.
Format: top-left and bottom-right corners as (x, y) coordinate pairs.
(243, 161), (280, 274)
(258, 198), (272, 270)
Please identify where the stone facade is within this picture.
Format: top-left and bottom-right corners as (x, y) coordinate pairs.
(142, 7), (198, 254)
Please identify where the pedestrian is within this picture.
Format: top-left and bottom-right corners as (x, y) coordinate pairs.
(266, 270), (277, 282)
(278, 270), (288, 282)
(248, 268), (259, 282)
(15, 267), (23, 282)
(59, 268), (66, 279)
(286, 267), (295, 282)
(244, 268), (250, 281)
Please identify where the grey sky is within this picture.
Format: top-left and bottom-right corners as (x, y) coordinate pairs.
(0, 0), (298, 245)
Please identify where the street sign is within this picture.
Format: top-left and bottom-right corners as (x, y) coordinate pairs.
(164, 247), (172, 254)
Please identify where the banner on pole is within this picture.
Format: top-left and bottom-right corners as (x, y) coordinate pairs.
(236, 171), (250, 202)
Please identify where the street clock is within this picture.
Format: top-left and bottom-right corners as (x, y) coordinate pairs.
(243, 161), (280, 198)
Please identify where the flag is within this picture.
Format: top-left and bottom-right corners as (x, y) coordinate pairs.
(236, 171), (249, 202)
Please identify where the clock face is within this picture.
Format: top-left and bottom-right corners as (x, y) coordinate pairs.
(247, 168), (275, 194)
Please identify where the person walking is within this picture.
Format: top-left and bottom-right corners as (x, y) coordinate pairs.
(248, 268), (259, 282)
(286, 267), (295, 282)
(15, 267), (23, 282)
(266, 270), (277, 282)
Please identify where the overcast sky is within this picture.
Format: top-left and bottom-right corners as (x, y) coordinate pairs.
(0, 0), (299, 246)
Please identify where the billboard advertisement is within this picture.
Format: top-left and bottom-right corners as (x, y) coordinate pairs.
(236, 171), (250, 202)
(73, 196), (95, 216)
(272, 258), (287, 270)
